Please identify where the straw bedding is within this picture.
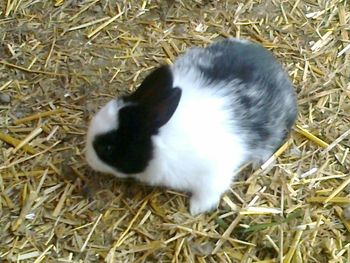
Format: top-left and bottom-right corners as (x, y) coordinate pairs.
(0, 0), (349, 262)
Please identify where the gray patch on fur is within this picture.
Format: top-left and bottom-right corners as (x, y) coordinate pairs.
(173, 38), (298, 164)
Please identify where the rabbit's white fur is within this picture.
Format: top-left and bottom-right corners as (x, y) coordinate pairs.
(86, 100), (125, 177)
(85, 38), (297, 215)
(139, 68), (248, 215)
(86, 67), (249, 215)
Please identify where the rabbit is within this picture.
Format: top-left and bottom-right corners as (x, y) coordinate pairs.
(85, 38), (298, 215)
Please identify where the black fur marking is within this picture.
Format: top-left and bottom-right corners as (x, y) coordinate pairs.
(125, 65), (174, 105)
(93, 65), (182, 175)
(239, 95), (253, 108)
(193, 39), (297, 153)
(93, 106), (154, 174)
(149, 87), (182, 128)
(124, 64), (182, 131)
(198, 39), (277, 84)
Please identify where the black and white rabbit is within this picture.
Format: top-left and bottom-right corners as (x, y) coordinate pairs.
(85, 38), (297, 215)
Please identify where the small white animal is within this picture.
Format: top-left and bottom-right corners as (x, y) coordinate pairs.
(85, 38), (297, 215)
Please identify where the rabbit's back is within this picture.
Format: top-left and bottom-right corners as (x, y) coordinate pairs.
(172, 38), (297, 164)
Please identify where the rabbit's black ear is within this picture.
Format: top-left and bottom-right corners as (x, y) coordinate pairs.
(146, 87), (182, 128)
(124, 64), (181, 129)
(126, 65), (174, 104)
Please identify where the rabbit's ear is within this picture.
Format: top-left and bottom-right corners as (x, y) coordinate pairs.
(146, 87), (182, 128)
(126, 65), (174, 104)
(124, 64), (181, 129)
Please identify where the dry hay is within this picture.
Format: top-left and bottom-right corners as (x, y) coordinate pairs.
(0, 0), (349, 262)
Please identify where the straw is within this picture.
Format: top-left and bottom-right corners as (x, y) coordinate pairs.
(1, 1), (349, 262)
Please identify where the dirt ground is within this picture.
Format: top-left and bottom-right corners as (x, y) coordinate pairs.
(0, 0), (349, 262)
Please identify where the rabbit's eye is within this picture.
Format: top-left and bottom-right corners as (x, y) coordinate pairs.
(106, 145), (113, 152)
